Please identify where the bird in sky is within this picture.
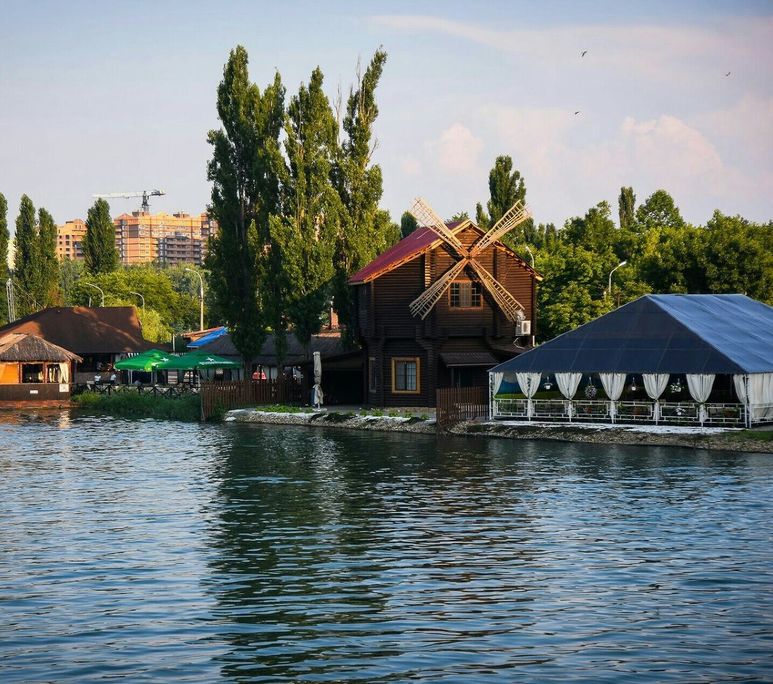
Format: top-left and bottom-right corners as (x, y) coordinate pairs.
(574, 110), (581, 115)
(581, 50), (588, 57)
(725, 71), (731, 77)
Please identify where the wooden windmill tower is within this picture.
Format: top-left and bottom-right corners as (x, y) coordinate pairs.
(407, 197), (532, 324)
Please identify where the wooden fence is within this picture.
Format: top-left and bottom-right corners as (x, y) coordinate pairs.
(200, 378), (303, 420)
(436, 385), (489, 431)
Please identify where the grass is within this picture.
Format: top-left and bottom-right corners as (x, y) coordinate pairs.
(251, 404), (309, 414)
(72, 391), (203, 422)
(723, 430), (773, 442)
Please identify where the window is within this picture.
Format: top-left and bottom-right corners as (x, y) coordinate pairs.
(368, 357), (377, 393)
(450, 281), (482, 308)
(392, 357), (420, 394)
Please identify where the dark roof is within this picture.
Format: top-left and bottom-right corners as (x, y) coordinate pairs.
(441, 351), (499, 367)
(0, 333), (83, 363)
(199, 330), (349, 365)
(491, 294), (773, 375)
(0, 307), (154, 355)
(348, 220), (540, 284)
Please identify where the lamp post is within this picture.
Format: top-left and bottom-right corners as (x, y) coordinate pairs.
(606, 260), (627, 299)
(524, 245), (535, 268)
(185, 267), (204, 331)
(129, 291), (145, 315)
(84, 283), (105, 307)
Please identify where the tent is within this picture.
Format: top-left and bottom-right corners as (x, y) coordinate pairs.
(114, 349), (170, 371)
(155, 351), (241, 371)
(490, 294), (773, 426)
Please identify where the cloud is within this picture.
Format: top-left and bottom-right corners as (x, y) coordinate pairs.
(425, 123), (483, 175)
(400, 155), (422, 176)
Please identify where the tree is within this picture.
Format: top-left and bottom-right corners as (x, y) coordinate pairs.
(476, 155), (533, 246)
(37, 207), (60, 307)
(13, 195), (38, 315)
(449, 210), (470, 222)
(635, 189), (685, 231)
(0, 193), (8, 323)
(83, 198), (119, 274)
(331, 49), (397, 331)
(400, 211), (418, 238)
(618, 186), (636, 231)
(270, 67), (340, 354)
(205, 45), (285, 366)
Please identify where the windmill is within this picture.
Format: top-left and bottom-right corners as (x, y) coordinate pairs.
(407, 197), (532, 324)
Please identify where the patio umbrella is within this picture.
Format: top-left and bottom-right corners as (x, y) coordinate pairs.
(155, 351), (241, 371)
(114, 349), (170, 371)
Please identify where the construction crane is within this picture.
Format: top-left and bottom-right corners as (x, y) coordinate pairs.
(93, 189), (166, 214)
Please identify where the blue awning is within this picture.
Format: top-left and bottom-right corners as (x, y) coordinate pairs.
(491, 294), (773, 375)
(187, 326), (227, 349)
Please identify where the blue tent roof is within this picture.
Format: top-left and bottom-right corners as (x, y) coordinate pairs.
(491, 294), (773, 375)
(187, 326), (227, 349)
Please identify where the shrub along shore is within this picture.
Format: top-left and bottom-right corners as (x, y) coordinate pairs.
(71, 391), (205, 422)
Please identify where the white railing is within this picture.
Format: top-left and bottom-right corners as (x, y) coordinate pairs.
(492, 398), (748, 426)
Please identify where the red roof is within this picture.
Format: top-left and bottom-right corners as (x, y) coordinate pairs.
(349, 221), (465, 284)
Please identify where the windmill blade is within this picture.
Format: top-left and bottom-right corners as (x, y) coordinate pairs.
(409, 259), (468, 319)
(467, 259), (525, 322)
(409, 197), (466, 254)
(470, 200), (532, 256)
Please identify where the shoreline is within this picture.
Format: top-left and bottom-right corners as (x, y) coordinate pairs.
(226, 408), (773, 454)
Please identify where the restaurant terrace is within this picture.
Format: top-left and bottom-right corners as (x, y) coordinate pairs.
(489, 294), (773, 428)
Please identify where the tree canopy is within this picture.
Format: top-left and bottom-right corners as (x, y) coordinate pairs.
(84, 198), (119, 274)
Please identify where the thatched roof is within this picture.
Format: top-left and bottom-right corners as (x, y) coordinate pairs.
(0, 306), (154, 354)
(0, 333), (83, 363)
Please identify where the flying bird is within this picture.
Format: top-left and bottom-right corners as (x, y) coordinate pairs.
(581, 50), (588, 57)
(574, 110), (582, 115)
(725, 71), (731, 77)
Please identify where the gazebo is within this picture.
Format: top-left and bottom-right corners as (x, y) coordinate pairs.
(489, 294), (773, 427)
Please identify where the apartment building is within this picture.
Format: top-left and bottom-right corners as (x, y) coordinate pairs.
(56, 219), (88, 260)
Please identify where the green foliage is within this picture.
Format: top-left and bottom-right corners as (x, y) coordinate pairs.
(37, 207), (60, 307)
(72, 390), (202, 422)
(206, 45), (285, 364)
(83, 198), (119, 274)
(331, 49), (397, 331)
(477, 155), (534, 247)
(635, 189), (685, 231)
(400, 211), (418, 238)
(13, 195), (38, 315)
(618, 186), (636, 231)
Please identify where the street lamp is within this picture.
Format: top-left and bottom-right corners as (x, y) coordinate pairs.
(185, 267), (204, 331)
(83, 283), (105, 307)
(524, 245), (535, 268)
(129, 291), (145, 315)
(606, 260), (627, 299)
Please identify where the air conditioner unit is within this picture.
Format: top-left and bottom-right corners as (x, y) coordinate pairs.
(516, 319), (531, 336)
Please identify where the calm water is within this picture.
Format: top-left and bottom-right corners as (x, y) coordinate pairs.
(0, 412), (772, 682)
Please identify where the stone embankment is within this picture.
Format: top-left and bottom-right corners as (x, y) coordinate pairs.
(226, 408), (772, 453)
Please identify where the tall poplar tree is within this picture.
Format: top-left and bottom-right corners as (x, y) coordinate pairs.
(618, 186), (636, 231)
(84, 198), (119, 274)
(0, 193), (8, 323)
(270, 67), (340, 354)
(476, 155), (532, 246)
(14, 195), (38, 315)
(400, 211), (418, 238)
(332, 49), (398, 329)
(37, 207), (60, 307)
(205, 45), (285, 366)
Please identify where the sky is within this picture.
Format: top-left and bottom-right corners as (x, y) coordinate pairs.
(1, 0), (771, 237)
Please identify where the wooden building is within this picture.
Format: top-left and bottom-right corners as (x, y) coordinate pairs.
(0, 333), (82, 406)
(349, 199), (541, 407)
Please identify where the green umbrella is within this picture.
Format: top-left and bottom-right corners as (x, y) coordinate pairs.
(155, 350), (241, 371)
(114, 349), (170, 371)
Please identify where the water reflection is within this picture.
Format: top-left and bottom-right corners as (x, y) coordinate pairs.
(0, 414), (771, 682)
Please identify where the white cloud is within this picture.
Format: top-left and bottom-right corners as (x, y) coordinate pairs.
(425, 123), (484, 175)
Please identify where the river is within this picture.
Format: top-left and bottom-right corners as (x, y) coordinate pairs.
(1, 411), (771, 682)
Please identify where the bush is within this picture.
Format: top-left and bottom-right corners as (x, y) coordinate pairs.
(72, 391), (202, 422)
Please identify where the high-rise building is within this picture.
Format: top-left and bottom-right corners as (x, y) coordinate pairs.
(114, 211), (216, 266)
(56, 219), (87, 260)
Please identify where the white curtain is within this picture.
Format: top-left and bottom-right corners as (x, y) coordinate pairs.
(516, 372), (541, 419)
(599, 372), (626, 421)
(555, 372), (582, 399)
(737, 373), (773, 422)
(491, 372), (504, 397)
(58, 363), (70, 383)
(643, 373), (669, 423)
(686, 374), (715, 424)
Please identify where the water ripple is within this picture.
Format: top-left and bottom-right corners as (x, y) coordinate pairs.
(0, 413), (771, 681)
